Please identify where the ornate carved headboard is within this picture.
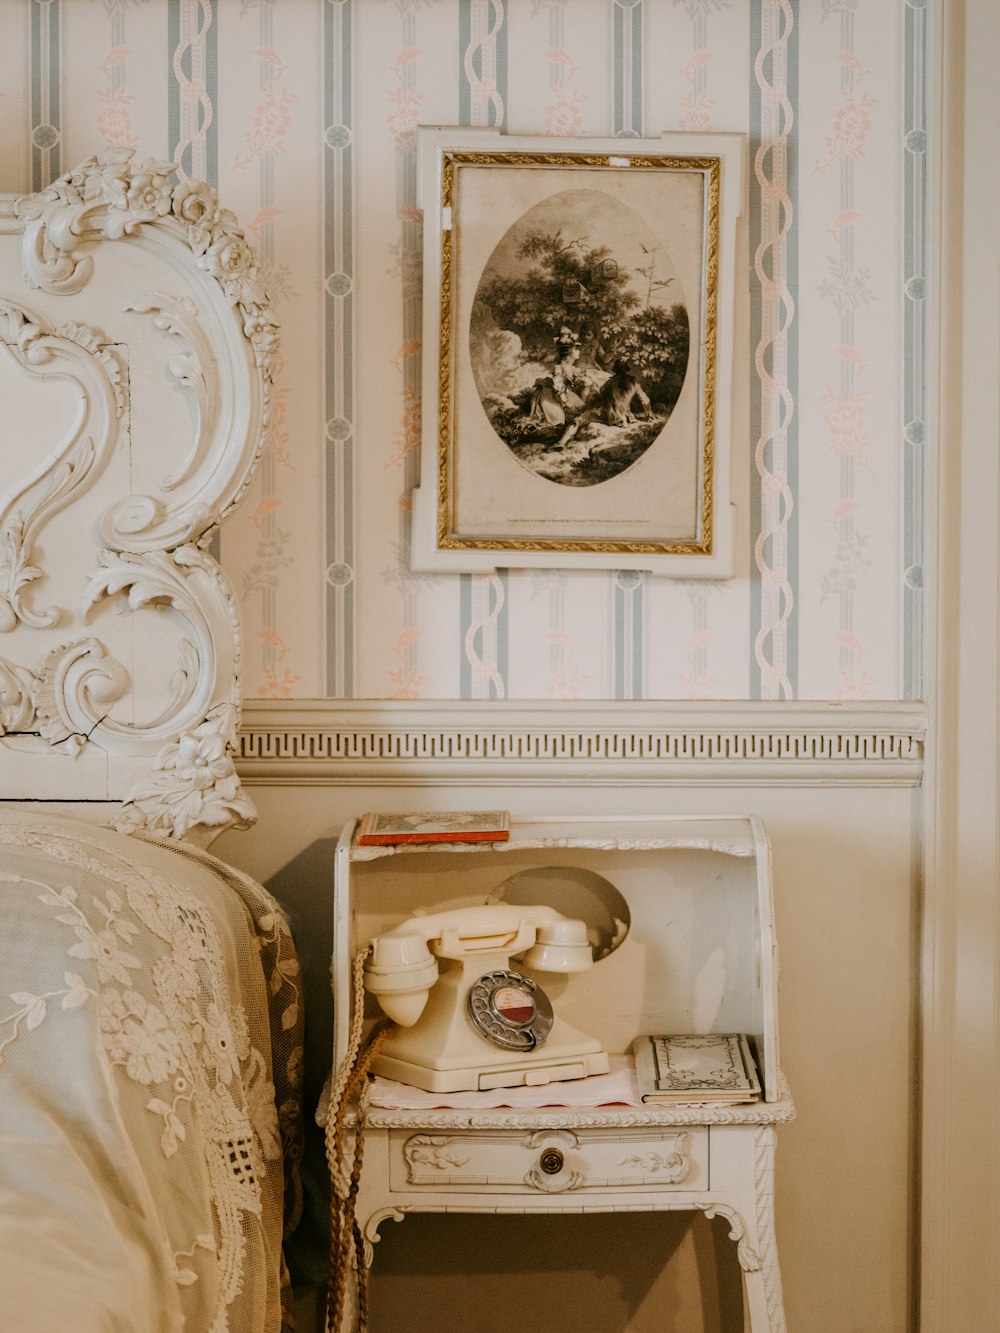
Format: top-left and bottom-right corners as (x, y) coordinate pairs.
(0, 150), (275, 843)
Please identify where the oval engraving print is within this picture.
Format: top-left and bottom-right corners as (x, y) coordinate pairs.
(470, 188), (690, 488)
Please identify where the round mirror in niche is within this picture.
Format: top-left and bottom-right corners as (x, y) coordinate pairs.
(469, 187), (690, 488)
(489, 865), (631, 962)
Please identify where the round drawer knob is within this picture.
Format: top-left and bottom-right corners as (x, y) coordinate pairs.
(539, 1147), (564, 1175)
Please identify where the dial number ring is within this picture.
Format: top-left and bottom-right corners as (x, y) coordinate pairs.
(468, 969), (554, 1051)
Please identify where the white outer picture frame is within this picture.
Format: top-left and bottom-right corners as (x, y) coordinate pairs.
(410, 127), (745, 577)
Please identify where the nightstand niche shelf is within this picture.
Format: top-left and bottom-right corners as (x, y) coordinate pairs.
(329, 814), (794, 1332)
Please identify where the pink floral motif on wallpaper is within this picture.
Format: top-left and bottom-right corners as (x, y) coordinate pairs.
(391, 340), (422, 374)
(678, 50), (717, 132)
(827, 209), (861, 241)
(834, 634), (876, 701)
(544, 50), (587, 137)
(388, 630), (427, 699)
(247, 206), (282, 235)
(819, 383), (872, 471)
(827, 499), (862, 530)
(234, 82), (297, 170)
(545, 629), (587, 699)
(256, 632), (301, 699)
(259, 665), (301, 697)
(240, 511), (298, 698)
(255, 47), (289, 79)
(814, 84), (877, 174)
(97, 48), (137, 149)
(265, 381), (294, 472)
(387, 48), (426, 152)
(679, 631), (718, 700)
(387, 383), (421, 470)
(250, 495), (283, 527)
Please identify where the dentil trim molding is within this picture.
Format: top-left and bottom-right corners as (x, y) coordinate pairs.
(236, 699), (925, 787)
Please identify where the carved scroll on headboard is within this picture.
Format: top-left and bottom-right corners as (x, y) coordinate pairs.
(0, 150), (276, 843)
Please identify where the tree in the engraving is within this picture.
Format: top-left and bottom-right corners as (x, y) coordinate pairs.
(617, 302), (690, 408)
(477, 227), (688, 408)
(478, 228), (640, 359)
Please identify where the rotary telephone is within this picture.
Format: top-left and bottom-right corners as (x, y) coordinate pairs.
(362, 902), (610, 1093)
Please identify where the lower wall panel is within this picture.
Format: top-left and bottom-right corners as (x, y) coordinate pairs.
(215, 746), (919, 1333)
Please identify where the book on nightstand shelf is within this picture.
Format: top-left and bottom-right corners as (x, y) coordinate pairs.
(356, 810), (510, 846)
(631, 1033), (762, 1105)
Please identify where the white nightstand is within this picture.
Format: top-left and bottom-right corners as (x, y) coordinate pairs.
(327, 815), (794, 1331)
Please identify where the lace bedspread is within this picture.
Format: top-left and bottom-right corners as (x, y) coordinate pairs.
(0, 808), (304, 1332)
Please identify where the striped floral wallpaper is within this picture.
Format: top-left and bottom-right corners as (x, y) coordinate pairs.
(0, 0), (928, 703)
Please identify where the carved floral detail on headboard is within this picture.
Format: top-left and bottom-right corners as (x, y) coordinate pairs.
(113, 708), (256, 845)
(18, 150), (277, 368)
(0, 150), (278, 843)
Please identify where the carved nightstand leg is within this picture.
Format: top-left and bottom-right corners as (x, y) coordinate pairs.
(740, 1126), (787, 1333)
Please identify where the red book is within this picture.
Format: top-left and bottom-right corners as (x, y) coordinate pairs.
(356, 810), (510, 846)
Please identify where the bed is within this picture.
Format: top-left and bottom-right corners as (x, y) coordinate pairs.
(0, 150), (304, 1331)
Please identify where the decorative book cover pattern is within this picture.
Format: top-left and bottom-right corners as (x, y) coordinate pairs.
(356, 810), (510, 846)
(632, 1034), (761, 1104)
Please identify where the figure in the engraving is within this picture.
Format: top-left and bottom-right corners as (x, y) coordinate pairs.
(470, 189), (691, 488)
(522, 328), (592, 430)
(556, 359), (652, 448)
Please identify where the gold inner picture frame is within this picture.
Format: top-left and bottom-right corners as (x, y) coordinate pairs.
(435, 149), (721, 557)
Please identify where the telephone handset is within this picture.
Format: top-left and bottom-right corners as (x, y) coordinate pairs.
(363, 903), (610, 1093)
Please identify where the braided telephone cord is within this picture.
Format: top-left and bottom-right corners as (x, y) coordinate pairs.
(324, 948), (393, 1333)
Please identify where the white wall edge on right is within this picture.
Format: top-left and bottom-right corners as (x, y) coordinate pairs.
(922, 0), (1000, 1326)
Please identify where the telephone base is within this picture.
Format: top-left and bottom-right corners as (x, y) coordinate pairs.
(371, 1048), (610, 1095)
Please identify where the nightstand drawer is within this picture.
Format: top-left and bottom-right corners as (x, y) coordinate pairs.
(389, 1125), (709, 1195)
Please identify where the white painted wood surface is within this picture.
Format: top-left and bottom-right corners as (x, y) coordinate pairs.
(0, 153), (274, 842)
(332, 813), (790, 1331)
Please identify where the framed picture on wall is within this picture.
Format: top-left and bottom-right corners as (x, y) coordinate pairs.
(409, 127), (746, 577)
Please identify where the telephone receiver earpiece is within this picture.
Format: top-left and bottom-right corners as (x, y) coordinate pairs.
(364, 903), (593, 1026)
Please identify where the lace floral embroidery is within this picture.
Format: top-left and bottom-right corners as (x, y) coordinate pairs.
(0, 817), (303, 1330)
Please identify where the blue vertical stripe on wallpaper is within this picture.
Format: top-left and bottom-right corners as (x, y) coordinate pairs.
(614, 571), (644, 699)
(902, 0), (927, 700)
(784, 31), (800, 695)
(459, 572), (509, 699)
(612, 578), (645, 699)
(168, 2), (219, 556)
(459, 2), (509, 698)
(612, 0), (642, 139)
(458, 578), (477, 700)
(168, 2), (179, 170)
(747, 37), (767, 703)
(205, 7), (218, 185)
(325, 0), (355, 697)
(167, 1), (218, 183)
(748, 0), (799, 699)
(30, 0), (61, 191)
(459, 0), (508, 127)
(495, 571), (509, 696)
(612, 0), (645, 698)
